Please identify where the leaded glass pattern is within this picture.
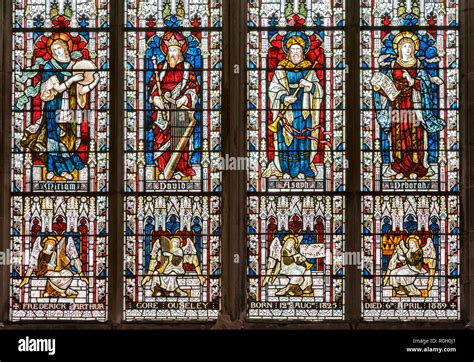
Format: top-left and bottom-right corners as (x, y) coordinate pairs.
(10, 0), (109, 321)
(123, 0), (222, 320)
(247, 0), (346, 320)
(360, 0), (460, 320)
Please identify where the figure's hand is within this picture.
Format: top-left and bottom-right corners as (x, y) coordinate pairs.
(284, 95), (297, 105)
(81, 276), (89, 285)
(403, 70), (415, 86)
(153, 96), (165, 110)
(176, 96), (188, 109)
(141, 275), (151, 286)
(93, 72), (100, 82)
(299, 78), (313, 92)
(74, 138), (81, 149)
(69, 74), (84, 84)
(19, 277), (30, 288)
(296, 255), (306, 264)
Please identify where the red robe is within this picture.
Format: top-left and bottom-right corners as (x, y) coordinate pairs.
(148, 61), (199, 177)
(387, 61), (427, 178)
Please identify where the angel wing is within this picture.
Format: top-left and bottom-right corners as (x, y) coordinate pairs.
(182, 238), (206, 285)
(26, 237), (43, 274)
(422, 237), (437, 291)
(65, 235), (83, 272)
(183, 237), (198, 265)
(262, 237), (282, 287)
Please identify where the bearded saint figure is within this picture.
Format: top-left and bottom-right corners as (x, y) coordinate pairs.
(147, 32), (200, 180)
(263, 32), (324, 179)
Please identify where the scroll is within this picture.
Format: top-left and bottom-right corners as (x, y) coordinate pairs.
(300, 243), (325, 259)
(371, 72), (400, 101)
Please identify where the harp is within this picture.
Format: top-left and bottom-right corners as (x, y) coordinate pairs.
(151, 57), (197, 180)
(163, 94), (197, 180)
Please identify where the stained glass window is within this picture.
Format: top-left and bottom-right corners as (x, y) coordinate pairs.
(360, 0), (460, 320)
(247, 0), (346, 320)
(123, 0), (222, 320)
(10, 0), (109, 321)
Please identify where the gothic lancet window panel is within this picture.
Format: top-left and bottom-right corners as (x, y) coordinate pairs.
(362, 195), (460, 320)
(124, 196), (220, 320)
(248, 196), (345, 320)
(360, 0), (460, 320)
(247, 0), (346, 320)
(11, 197), (108, 321)
(12, 0), (109, 193)
(124, 0), (222, 193)
(10, 0), (110, 321)
(124, 0), (222, 320)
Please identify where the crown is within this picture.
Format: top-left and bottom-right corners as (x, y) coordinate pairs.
(164, 34), (186, 48)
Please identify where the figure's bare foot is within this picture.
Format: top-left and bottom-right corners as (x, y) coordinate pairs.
(395, 173), (405, 180)
(275, 286), (290, 296)
(383, 167), (397, 178)
(173, 171), (184, 180)
(425, 167), (436, 178)
(409, 173), (418, 180)
(66, 288), (78, 297)
(46, 172), (55, 180)
(176, 288), (187, 297)
(60, 172), (74, 180)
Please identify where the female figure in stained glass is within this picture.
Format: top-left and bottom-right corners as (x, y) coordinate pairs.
(264, 32), (324, 179)
(19, 235), (89, 297)
(263, 235), (314, 297)
(141, 235), (205, 297)
(372, 32), (445, 180)
(21, 33), (99, 181)
(383, 235), (437, 296)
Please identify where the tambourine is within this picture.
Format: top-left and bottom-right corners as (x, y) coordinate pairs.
(72, 60), (97, 86)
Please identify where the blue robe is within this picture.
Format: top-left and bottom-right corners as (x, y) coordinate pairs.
(277, 70), (317, 177)
(41, 59), (85, 176)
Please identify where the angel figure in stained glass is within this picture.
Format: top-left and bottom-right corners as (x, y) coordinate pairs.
(141, 236), (205, 297)
(263, 235), (324, 297)
(19, 235), (88, 297)
(383, 235), (437, 296)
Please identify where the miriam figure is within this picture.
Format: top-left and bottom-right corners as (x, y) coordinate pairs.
(21, 33), (99, 181)
(372, 31), (445, 180)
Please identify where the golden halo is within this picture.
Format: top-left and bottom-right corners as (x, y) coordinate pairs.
(46, 33), (73, 53)
(283, 234), (302, 249)
(404, 235), (422, 248)
(40, 236), (59, 249)
(393, 31), (420, 53)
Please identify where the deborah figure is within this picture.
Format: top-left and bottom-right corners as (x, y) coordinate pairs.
(373, 32), (445, 180)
